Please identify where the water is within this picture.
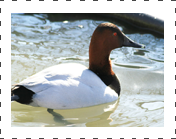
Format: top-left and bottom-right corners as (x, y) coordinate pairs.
(11, 13), (164, 127)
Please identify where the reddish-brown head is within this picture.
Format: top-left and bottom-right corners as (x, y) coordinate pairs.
(89, 23), (145, 76)
(90, 23), (125, 53)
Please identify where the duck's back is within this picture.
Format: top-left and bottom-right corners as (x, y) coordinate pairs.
(17, 63), (118, 109)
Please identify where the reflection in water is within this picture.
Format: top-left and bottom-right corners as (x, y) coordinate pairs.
(11, 13), (164, 127)
(45, 100), (119, 127)
(12, 100), (119, 127)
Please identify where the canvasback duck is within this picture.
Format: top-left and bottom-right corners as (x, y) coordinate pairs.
(11, 22), (145, 110)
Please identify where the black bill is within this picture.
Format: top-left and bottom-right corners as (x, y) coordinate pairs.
(123, 34), (145, 48)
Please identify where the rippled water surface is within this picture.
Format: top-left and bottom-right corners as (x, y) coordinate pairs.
(11, 13), (164, 127)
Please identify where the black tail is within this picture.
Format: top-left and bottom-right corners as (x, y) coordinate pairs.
(11, 85), (35, 104)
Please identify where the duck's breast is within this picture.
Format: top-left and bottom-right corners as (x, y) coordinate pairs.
(19, 63), (118, 109)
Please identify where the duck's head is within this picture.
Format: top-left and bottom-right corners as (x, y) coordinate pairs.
(89, 22), (145, 53)
(89, 22), (145, 75)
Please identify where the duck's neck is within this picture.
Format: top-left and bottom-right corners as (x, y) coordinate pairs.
(88, 44), (114, 76)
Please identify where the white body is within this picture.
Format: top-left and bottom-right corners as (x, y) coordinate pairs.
(18, 63), (118, 109)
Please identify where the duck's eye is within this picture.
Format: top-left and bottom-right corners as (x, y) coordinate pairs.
(113, 32), (117, 36)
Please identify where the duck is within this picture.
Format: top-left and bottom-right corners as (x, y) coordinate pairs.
(11, 22), (145, 110)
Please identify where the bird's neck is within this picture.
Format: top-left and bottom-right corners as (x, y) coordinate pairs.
(88, 44), (114, 76)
